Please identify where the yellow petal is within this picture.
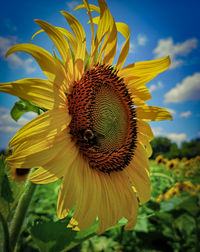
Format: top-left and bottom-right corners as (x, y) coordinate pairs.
(119, 56), (171, 87)
(6, 44), (67, 86)
(0, 78), (65, 110)
(9, 108), (70, 147)
(31, 27), (77, 57)
(136, 119), (154, 141)
(138, 132), (153, 157)
(30, 167), (59, 184)
(136, 106), (173, 121)
(30, 139), (78, 184)
(126, 157), (151, 204)
(57, 157), (80, 219)
(130, 84), (152, 101)
(61, 11), (86, 80)
(72, 160), (99, 230)
(34, 20), (72, 65)
(116, 22), (130, 70)
(7, 132), (67, 169)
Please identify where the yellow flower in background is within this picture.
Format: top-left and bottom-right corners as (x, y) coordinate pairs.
(0, 0), (172, 233)
(166, 159), (177, 170)
(155, 155), (165, 165)
(10, 168), (30, 183)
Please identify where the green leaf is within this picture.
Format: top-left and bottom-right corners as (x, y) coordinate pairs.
(30, 219), (98, 252)
(10, 99), (45, 121)
(134, 217), (148, 233)
(174, 214), (195, 237)
(0, 156), (13, 203)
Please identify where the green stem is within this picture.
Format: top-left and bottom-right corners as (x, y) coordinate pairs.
(0, 212), (11, 252)
(9, 180), (37, 251)
(151, 172), (174, 183)
(195, 216), (200, 252)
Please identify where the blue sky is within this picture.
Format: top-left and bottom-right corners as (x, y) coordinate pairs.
(0, 0), (200, 149)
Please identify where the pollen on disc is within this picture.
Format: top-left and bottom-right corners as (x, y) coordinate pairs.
(92, 84), (128, 151)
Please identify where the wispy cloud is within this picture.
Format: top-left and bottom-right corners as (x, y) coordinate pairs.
(166, 133), (187, 146)
(164, 72), (200, 103)
(0, 107), (36, 133)
(153, 37), (198, 69)
(180, 111), (192, 118)
(149, 81), (163, 92)
(152, 126), (187, 146)
(66, 0), (81, 10)
(137, 34), (147, 46)
(0, 36), (36, 74)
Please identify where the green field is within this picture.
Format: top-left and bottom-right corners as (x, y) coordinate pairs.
(0, 156), (200, 251)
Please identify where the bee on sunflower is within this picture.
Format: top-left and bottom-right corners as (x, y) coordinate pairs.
(0, 0), (172, 233)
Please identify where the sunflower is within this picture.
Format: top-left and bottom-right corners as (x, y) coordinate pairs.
(10, 168), (30, 183)
(166, 159), (177, 170)
(0, 0), (172, 233)
(155, 154), (164, 165)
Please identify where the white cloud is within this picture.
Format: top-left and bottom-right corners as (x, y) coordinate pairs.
(0, 106), (36, 133)
(198, 132), (200, 137)
(164, 72), (200, 103)
(0, 36), (36, 73)
(166, 133), (187, 146)
(152, 127), (187, 146)
(137, 34), (147, 46)
(152, 127), (165, 137)
(180, 111), (192, 118)
(149, 81), (163, 92)
(66, 0), (81, 10)
(153, 37), (198, 69)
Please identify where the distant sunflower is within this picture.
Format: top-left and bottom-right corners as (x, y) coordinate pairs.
(10, 168), (30, 183)
(166, 159), (177, 170)
(0, 0), (172, 233)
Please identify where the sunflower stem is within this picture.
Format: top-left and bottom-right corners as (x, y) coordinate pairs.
(0, 212), (11, 252)
(151, 172), (174, 183)
(9, 180), (37, 251)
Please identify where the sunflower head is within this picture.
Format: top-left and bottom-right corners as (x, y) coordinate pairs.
(0, 0), (172, 233)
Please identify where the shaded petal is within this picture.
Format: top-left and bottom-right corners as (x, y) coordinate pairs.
(30, 138), (78, 184)
(0, 78), (65, 110)
(7, 132), (67, 169)
(126, 155), (151, 204)
(97, 171), (138, 233)
(136, 106), (173, 121)
(138, 132), (153, 157)
(35, 20), (72, 65)
(72, 160), (100, 230)
(57, 156), (81, 219)
(34, 20), (74, 82)
(136, 119), (154, 141)
(9, 107), (70, 147)
(6, 44), (67, 86)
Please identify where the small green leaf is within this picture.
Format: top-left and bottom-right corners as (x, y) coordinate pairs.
(30, 219), (98, 252)
(134, 217), (148, 233)
(10, 99), (46, 121)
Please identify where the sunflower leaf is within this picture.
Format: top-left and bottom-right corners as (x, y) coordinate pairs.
(30, 219), (98, 252)
(10, 98), (45, 121)
(0, 157), (13, 203)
